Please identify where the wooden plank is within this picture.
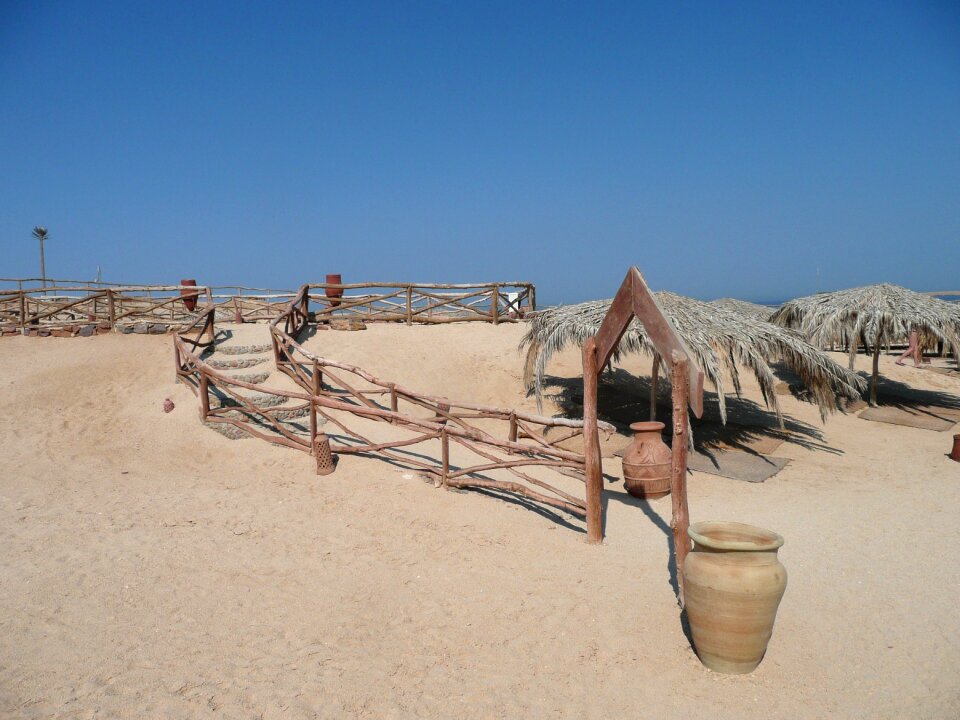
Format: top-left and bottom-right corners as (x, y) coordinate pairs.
(582, 337), (604, 544)
(669, 350), (692, 607)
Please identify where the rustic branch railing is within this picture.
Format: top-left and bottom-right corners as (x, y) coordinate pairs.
(0, 283), (215, 335)
(1, 278), (535, 333)
(264, 285), (602, 518)
(306, 282), (536, 324)
(173, 282), (607, 528)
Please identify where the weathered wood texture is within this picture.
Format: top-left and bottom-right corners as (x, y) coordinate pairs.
(669, 351), (692, 606)
(0, 279), (536, 332)
(306, 282), (535, 324)
(172, 284), (606, 527)
(580, 266), (704, 554)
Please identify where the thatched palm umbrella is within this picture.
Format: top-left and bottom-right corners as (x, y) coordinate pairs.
(771, 284), (960, 405)
(710, 298), (774, 321)
(522, 292), (865, 425)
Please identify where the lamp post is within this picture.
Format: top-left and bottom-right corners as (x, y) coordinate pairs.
(32, 226), (49, 288)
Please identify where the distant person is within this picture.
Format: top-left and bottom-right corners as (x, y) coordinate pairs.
(895, 329), (921, 367)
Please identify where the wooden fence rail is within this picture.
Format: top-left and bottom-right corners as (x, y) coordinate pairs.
(306, 282), (536, 324)
(173, 283), (608, 528)
(1, 279), (536, 333)
(0, 283), (215, 334)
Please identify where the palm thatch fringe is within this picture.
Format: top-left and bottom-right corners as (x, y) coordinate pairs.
(521, 293), (865, 426)
(771, 284), (960, 404)
(710, 298), (775, 321)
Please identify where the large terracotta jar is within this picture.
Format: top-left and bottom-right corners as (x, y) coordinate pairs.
(683, 521), (787, 674)
(622, 421), (672, 499)
(325, 273), (343, 308)
(950, 434), (960, 462)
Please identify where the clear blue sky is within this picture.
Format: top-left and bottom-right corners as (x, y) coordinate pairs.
(2, 1), (958, 304)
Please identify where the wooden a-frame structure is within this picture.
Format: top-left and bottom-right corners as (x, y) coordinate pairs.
(581, 267), (705, 602)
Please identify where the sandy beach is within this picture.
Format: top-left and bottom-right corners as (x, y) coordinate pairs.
(1, 322), (958, 719)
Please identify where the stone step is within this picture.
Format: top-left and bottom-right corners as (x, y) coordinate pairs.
(213, 343), (273, 356)
(201, 410), (320, 441)
(229, 371), (270, 385)
(210, 392), (289, 409)
(208, 356), (267, 370)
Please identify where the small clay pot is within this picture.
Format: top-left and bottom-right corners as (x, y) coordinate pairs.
(325, 274), (343, 308)
(622, 421), (672, 499)
(683, 521), (787, 674)
(950, 434), (960, 463)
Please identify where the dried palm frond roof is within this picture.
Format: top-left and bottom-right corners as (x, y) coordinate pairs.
(521, 292), (866, 425)
(771, 283), (960, 404)
(710, 298), (775, 321)
(771, 283), (960, 350)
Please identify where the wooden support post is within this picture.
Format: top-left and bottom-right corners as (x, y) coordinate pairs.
(508, 411), (518, 442)
(529, 284), (536, 312)
(405, 286), (413, 325)
(669, 350), (692, 606)
(206, 310), (216, 345)
(308, 360), (320, 451)
(174, 341), (182, 383)
(870, 342), (881, 406)
(199, 371), (210, 419)
(270, 331), (280, 366)
(492, 284), (500, 325)
(650, 355), (660, 421)
(106, 289), (116, 328)
(848, 335), (858, 370)
(582, 336), (604, 544)
(441, 428), (449, 487)
(389, 383), (398, 412)
(19, 292), (26, 328)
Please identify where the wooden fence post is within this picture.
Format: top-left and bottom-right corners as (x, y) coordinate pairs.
(106, 289), (116, 328)
(529, 284), (536, 312)
(441, 428), (449, 488)
(18, 291), (26, 328)
(582, 336), (603, 544)
(174, 340), (182, 383)
(405, 286), (413, 325)
(492, 284), (499, 325)
(508, 411), (518, 442)
(669, 350), (692, 606)
(650, 356), (660, 421)
(199, 371), (210, 420)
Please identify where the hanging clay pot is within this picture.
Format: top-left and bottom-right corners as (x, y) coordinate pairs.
(325, 274), (343, 308)
(683, 521), (788, 674)
(621, 421), (672, 499)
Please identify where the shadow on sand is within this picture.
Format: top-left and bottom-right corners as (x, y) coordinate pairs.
(537, 368), (840, 457)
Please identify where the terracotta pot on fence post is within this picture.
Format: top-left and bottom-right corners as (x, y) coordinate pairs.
(180, 279), (199, 312)
(325, 274), (343, 308)
(622, 421), (672, 499)
(683, 521), (788, 674)
(950, 434), (960, 462)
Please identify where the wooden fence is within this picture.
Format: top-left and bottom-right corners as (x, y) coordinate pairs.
(0, 282), (214, 334)
(173, 284), (610, 525)
(0, 278), (535, 332)
(307, 282), (536, 324)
